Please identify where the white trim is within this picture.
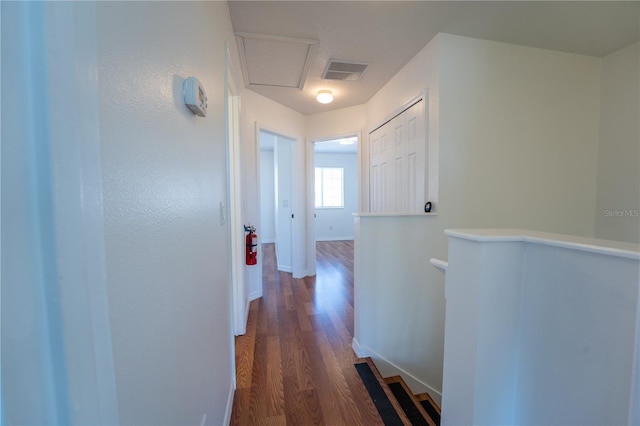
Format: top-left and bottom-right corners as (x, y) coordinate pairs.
(243, 296), (251, 325)
(367, 91), (426, 135)
(445, 228), (640, 259)
(249, 290), (261, 302)
(253, 123), (264, 300)
(235, 32), (318, 90)
(223, 381), (234, 426)
(234, 31), (318, 46)
(225, 44), (246, 337)
(430, 258), (448, 274)
(306, 138), (317, 277)
(352, 338), (442, 406)
(352, 337), (366, 357)
(277, 265), (293, 273)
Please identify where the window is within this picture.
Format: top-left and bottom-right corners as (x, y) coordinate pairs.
(315, 167), (344, 208)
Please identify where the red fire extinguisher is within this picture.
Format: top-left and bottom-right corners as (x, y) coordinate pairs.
(244, 225), (257, 265)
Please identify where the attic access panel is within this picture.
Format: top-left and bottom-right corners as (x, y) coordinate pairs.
(235, 32), (318, 89)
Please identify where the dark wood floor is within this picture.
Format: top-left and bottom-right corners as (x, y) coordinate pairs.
(230, 241), (383, 425)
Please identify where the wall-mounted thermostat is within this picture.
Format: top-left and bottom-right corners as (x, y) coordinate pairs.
(183, 77), (207, 117)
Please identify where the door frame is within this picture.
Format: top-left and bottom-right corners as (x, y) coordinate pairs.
(256, 125), (303, 277)
(306, 131), (361, 276)
(225, 44), (246, 341)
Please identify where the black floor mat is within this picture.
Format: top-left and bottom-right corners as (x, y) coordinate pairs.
(419, 399), (441, 426)
(354, 363), (405, 426)
(388, 382), (429, 426)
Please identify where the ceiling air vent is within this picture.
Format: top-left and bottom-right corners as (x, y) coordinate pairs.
(322, 60), (370, 81)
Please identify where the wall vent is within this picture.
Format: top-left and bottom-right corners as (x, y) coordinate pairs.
(322, 60), (370, 81)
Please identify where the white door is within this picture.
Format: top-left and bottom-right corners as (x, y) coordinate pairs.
(274, 136), (293, 272)
(390, 113), (406, 212)
(369, 128), (381, 212)
(368, 98), (426, 213)
(404, 100), (426, 212)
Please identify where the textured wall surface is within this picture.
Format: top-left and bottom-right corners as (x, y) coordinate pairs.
(97, 2), (236, 424)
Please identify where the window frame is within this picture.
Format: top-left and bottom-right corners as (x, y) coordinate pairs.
(315, 166), (345, 209)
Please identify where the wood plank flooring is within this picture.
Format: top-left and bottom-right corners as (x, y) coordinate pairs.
(230, 241), (383, 425)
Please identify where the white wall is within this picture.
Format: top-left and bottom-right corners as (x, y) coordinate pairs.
(307, 105), (367, 141)
(2, 3), (69, 422)
(355, 33), (603, 401)
(2, 3), (118, 424)
(314, 152), (358, 241)
(595, 42), (640, 244)
(96, 2), (238, 424)
(259, 150), (276, 243)
(438, 34), (601, 236)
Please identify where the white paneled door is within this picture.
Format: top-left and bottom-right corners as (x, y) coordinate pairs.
(369, 99), (426, 213)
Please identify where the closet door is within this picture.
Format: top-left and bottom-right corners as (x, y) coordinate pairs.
(390, 113), (406, 212)
(404, 100), (426, 212)
(368, 97), (426, 213)
(369, 128), (381, 212)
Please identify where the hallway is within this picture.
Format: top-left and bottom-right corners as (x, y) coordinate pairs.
(230, 241), (383, 425)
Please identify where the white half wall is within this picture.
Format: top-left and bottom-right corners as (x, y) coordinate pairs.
(355, 32), (603, 402)
(441, 229), (639, 426)
(353, 214), (445, 406)
(595, 42), (640, 244)
(314, 152), (358, 241)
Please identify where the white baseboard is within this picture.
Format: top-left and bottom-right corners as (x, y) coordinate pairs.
(244, 298), (251, 326)
(294, 269), (309, 279)
(315, 236), (354, 242)
(277, 264), (292, 273)
(223, 381), (234, 425)
(249, 289), (261, 301)
(352, 337), (367, 357)
(351, 338), (442, 407)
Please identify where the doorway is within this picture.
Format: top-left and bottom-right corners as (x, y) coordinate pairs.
(307, 135), (359, 273)
(259, 130), (296, 273)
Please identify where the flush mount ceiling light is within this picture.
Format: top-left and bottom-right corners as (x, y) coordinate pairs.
(339, 137), (356, 145)
(316, 90), (333, 104)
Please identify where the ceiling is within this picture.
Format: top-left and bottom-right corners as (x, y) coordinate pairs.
(228, 1), (639, 116)
(314, 137), (358, 154)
